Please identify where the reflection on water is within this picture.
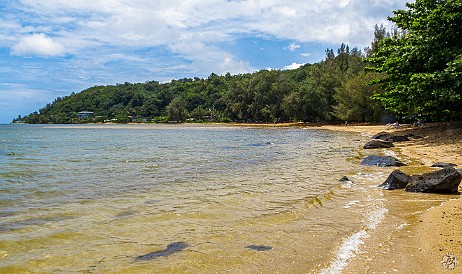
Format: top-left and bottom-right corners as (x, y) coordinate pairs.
(0, 124), (450, 273)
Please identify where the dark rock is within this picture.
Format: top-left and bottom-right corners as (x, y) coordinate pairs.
(371, 131), (393, 140)
(431, 162), (458, 168)
(136, 242), (189, 260)
(378, 170), (412, 190)
(371, 131), (409, 142)
(361, 155), (406, 167)
(246, 245), (272, 251)
(390, 135), (410, 142)
(364, 139), (394, 149)
(339, 176), (351, 182)
(405, 167), (462, 194)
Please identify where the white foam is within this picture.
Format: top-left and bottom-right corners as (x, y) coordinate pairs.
(383, 149), (397, 157)
(320, 206), (387, 274)
(343, 200), (360, 209)
(340, 181), (353, 189)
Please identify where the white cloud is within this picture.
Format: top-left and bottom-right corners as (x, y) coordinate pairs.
(301, 53), (311, 57)
(287, 43), (301, 51)
(1, 0), (409, 76)
(9, 0), (407, 51)
(169, 39), (253, 75)
(283, 62), (304, 70)
(11, 33), (66, 57)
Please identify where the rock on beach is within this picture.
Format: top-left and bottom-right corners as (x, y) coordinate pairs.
(405, 167), (462, 194)
(361, 155), (406, 167)
(363, 139), (394, 149)
(371, 131), (410, 142)
(378, 170), (412, 190)
(431, 162), (458, 168)
(379, 168), (461, 194)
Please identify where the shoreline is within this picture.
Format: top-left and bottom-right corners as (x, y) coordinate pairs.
(319, 122), (462, 272)
(3, 122), (461, 271)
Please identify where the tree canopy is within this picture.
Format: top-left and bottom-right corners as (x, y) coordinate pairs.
(17, 45), (383, 124)
(368, 0), (462, 121)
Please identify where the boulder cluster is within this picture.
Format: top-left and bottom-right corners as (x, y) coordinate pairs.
(362, 131), (461, 194)
(379, 167), (461, 193)
(363, 131), (413, 149)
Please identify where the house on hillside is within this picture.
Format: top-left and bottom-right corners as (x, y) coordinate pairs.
(77, 111), (94, 119)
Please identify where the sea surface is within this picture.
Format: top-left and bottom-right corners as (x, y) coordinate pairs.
(0, 124), (449, 273)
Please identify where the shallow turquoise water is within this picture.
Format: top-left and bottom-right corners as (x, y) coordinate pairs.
(0, 124), (400, 273)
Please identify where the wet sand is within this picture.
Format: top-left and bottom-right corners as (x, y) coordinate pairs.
(320, 122), (462, 273)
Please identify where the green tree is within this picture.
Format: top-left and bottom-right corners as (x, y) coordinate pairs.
(334, 71), (385, 122)
(368, 0), (462, 120)
(365, 24), (388, 57)
(166, 97), (189, 122)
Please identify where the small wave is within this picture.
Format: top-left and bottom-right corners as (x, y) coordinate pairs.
(343, 200), (360, 209)
(355, 171), (386, 182)
(320, 206), (388, 274)
(383, 149), (398, 157)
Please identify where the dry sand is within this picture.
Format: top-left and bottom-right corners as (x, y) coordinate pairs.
(320, 122), (462, 273)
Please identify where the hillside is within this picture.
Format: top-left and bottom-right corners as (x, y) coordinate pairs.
(15, 45), (386, 124)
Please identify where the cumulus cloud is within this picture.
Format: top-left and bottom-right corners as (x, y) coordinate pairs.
(287, 43), (301, 51)
(2, 0), (408, 78)
(283, 62), (304, 70)
(11, 33), (66, 57)
(10, 0), (406, 50)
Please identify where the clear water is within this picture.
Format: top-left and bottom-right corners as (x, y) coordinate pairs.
(0, 124), (445, 273)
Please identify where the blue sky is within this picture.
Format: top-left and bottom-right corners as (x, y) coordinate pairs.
(0, 0), (409, 123)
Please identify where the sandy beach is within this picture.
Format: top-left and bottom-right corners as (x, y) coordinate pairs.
(320, 122), (462, 273)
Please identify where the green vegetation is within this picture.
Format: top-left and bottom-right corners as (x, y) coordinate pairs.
(368, 0), (462, 121)
(15, 0), (461, 124)
(17, 46), (381, 124)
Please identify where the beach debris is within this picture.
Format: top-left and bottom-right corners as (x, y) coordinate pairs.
(339, 176), (351, 182)
(405, 167), (462, 194)
(378, 170), (412, 190)
(431, 162), (458, 168)
(136, 242), (189, 261)
(363, 139), (394, 149)
(361, 155), (406, 167)
(245, 245), (272, 251)
(371, 131), (409, 142)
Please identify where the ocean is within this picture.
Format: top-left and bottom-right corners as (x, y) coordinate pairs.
(0, 124), (448, 273)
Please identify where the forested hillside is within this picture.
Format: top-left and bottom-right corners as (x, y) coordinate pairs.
(15, 0), (462, 124)
(15, 43), (385, 124)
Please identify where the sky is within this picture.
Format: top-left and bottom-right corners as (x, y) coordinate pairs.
(0, 0), (410, 124)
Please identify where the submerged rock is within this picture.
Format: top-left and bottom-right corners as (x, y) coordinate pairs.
(431, 162), (458, 168)
(136, 242), (189, 260)
(361, 155), (406, 167)
(363, 139), (394, 149)
(246, 245), (272, 251)
(378, 170), (412, 190)
(405, 167), (462, 194)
